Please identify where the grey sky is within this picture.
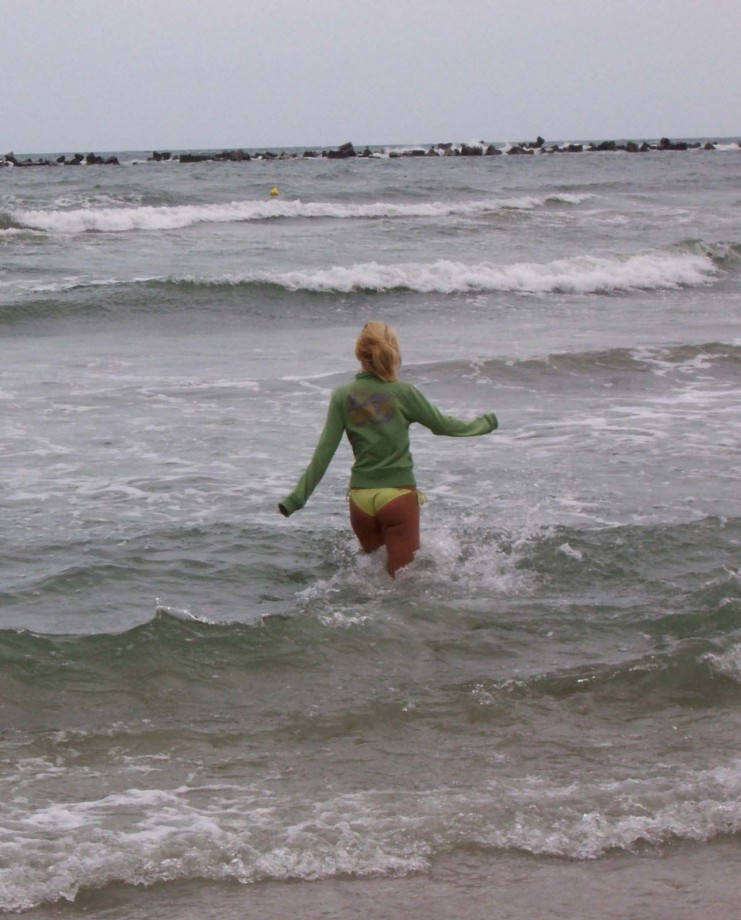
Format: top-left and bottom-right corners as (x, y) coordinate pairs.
(2, 0), (738, 153)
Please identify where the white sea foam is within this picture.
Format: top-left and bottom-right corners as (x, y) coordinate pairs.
(17, 244), (715, 297)
(175, 248), (718, 295)
(704, 643), (741, 682)
(3, 760), (739, 911)
(291, 515), (536, 610)
(9, 193), (594, 234)
(558, 542), (584, 560)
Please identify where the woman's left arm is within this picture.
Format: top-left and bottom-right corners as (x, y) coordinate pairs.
(404, 385), (498, 437)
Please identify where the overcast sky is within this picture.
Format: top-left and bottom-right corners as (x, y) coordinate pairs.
(2, 0), (738, 153)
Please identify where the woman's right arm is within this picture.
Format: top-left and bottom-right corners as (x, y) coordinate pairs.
(278, 390), (346, 516)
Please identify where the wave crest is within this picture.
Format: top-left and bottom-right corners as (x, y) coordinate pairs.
(3, 244), (730, 322)
(8, 193), (594, 234)
(164, 247), (719, 295)
(3, 760), (739, 911)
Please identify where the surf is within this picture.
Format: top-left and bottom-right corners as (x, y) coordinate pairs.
(6, 193), (595, 234)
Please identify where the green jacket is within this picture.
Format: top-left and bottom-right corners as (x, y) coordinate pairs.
(279, 372), (497, 516)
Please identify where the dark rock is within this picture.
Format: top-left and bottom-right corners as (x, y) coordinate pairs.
(327, 141), (356, 159)
(658, 137), (688, 151)
(11, 155), (53, 167)
(592, 140), (618, 152)
(218, 149), (249, 161)
(485, 144), (502, 156)
(507, 145), (534, 155)
(460, 144), (483, 156)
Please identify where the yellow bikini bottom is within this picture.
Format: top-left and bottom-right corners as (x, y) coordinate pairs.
(348, 487), (425, 516)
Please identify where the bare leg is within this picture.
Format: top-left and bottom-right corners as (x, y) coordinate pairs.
(377, 491), (420, 576)
(349, 501), (385, 554)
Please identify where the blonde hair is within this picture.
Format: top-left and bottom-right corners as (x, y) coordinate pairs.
(355, 321), (401, 382)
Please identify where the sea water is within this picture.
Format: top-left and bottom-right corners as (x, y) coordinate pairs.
(1, 144), (740, 918)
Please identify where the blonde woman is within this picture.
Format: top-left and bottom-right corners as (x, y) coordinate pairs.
(279, 321), (498, 576)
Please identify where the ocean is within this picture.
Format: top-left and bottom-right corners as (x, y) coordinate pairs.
(1, 141), (740, 919)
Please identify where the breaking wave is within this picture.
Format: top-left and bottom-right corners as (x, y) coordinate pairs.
(3, 775), (740, 911)
(161, 244), (724, 295)
(8, 243), (726, 304)
(5, 193), (594, 234)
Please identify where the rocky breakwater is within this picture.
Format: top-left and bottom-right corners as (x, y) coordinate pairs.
(387, 136), (739, 157)
(3, 137), (738, 168)
(2, 152), (120, 167)
(147, 141), (375, 162)
(146, 141), (498, 161)
(544, 136), (727, 154)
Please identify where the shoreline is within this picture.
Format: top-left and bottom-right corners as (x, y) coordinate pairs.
(19, 838), (740, 919)
(3, 135), (740, 167)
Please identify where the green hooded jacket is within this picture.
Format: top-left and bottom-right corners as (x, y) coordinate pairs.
(279, 372), (497, 516)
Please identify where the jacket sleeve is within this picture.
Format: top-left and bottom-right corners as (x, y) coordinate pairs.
(403, 385), (498, 437)
(278, 390), (346, 516)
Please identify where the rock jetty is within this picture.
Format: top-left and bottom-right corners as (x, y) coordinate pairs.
(2, 151), (120, 167)
(143, 138), (738, 162)
(2, 137), (738, 167)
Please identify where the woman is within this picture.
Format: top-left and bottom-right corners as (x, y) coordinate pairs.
(279, 321), (498, 576)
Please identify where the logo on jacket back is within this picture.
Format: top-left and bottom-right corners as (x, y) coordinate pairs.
(348, 389), (395, 426)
